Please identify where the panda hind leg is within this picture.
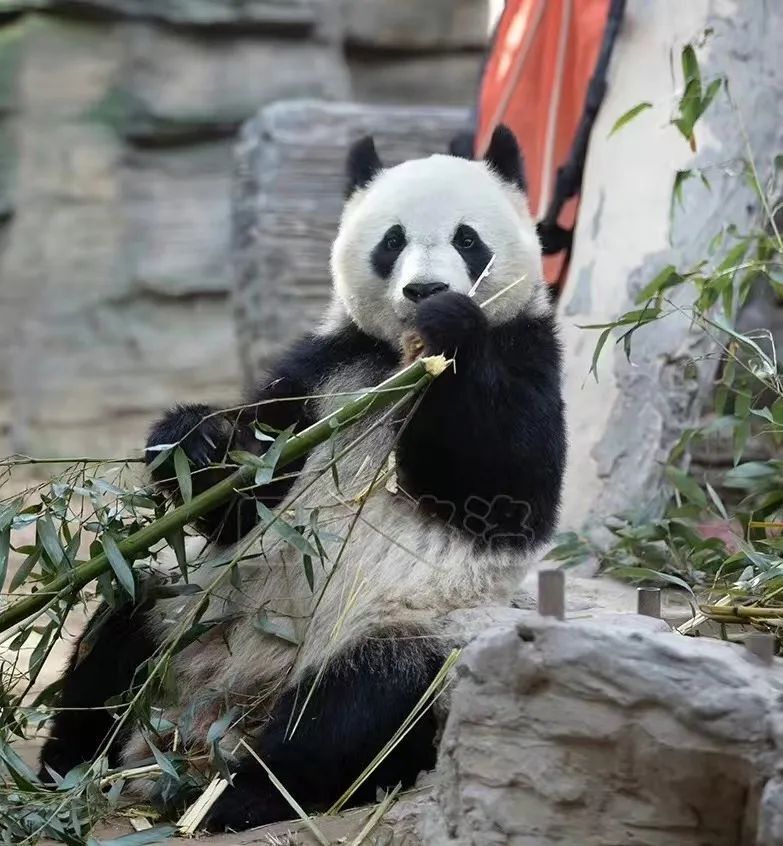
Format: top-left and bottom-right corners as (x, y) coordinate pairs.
(38, 599), (156, 781)
(204, 631), (445, 832)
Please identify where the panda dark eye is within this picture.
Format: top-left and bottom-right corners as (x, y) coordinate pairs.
(454, 225), (478, 250)
(383, 225), (406, 252)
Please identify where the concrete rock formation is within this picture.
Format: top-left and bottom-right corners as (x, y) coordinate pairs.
(424, 613), (783, 846)
(557, 0), (783, 532)
(0, 1), (489, 458)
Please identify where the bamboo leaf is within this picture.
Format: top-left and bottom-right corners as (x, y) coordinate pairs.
(206, 707), (239, 746)
(253, 610), (300, 645)
(705, 481), (729, 521)
(589, 327), (612, 381)
(671, 169), (693, 215)
(102, 533), (135, 600)
(29, 625), (53, 681)
(254, 426), (294, 486)
(173, 447), (192, 504)
(700, 76), (723, 117)
(303, 554), (315, 591)
(608, 101), (652, 137)
(9, 547), (39, 592)
(607, 565), (695, 597)
(37, 515), (66, 569)
(148, 741), (179, 780)
(165, 526), (188, 581)
(635, 265), (683, 303)
(146, 445), (174, 474)
(0, 499), (22, 532)
(256, 502), (319, 559)
(664, 466), (708, 508)
(0, 527), (9, 592)
(681, 45), (702, 101)
(88, 825), (176, 846)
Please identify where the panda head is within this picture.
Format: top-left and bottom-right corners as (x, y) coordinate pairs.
(328, 125), (548, 347)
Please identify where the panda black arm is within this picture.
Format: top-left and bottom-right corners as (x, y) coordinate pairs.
(396, 292), (566, 551)
(145, 324), (396, 545)
(145, 376), (310, 546)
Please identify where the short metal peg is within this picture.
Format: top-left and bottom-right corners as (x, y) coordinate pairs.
(538, 569), (565, 620)
(745, 632), (776, 665)
(637, 587), (661, 618)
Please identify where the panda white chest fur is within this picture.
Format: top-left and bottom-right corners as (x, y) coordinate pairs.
(40, 126), (566, 833)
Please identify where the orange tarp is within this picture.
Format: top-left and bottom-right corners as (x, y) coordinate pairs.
(476, 0), (612, 285)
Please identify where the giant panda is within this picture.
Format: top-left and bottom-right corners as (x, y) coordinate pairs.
(39, 125), (566, 832)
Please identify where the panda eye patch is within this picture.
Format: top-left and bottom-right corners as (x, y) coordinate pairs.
(452, 224), (493, 282)
(453, 224), (478, 250)
(383, 225), (406, 252)
(371, 225), (407, 280)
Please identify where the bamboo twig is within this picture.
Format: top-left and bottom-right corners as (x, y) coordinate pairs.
(677, 594), (732, 635)
(699, 604), (783, 619)
(0, 356), (447, 634)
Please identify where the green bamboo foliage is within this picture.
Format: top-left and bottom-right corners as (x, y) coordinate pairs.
(0, 355), (447, 635)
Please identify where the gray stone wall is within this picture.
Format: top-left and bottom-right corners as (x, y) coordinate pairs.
(0, 1), (489, 457)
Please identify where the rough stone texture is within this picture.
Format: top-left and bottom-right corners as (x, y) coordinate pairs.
(121, 23), (350, 143)
(426, 615), (783, 846)
(348, 52), (482, 107)
(557, 0), (783, 531)
(0, 15), (245, 456)
(345, 0), (488, 50)
(232, 100), (472, 390)
(22, 0), (337, 31)
(758, 772), (783, 846)
(0, 3), (488, 457)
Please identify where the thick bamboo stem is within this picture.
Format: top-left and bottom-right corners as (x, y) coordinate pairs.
(0, 356), (447, 633)
(700, 604), (783, 620)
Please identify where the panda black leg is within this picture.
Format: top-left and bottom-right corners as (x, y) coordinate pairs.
(204, 632), (445, 832)
(39, 600), (155, 781)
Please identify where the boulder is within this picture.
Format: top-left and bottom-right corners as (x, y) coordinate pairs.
(426, 615), (783, 845)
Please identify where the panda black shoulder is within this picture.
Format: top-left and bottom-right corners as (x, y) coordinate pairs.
(255, 323), (398, 403)
(494, 310), (563, 383)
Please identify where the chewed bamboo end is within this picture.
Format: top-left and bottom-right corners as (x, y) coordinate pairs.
(421, 354), (449, 376)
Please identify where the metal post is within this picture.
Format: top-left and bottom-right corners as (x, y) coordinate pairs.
(538, 569), (565, 620)
(745, 632), (776, 665)
(637, 587), (661, 618)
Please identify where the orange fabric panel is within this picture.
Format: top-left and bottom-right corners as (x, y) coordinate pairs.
(477, 0), (611, 284)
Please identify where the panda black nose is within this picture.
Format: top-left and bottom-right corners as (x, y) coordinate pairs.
(402, 281), (449, 303)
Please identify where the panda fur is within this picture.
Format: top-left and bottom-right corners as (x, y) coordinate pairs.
(39, 126), (566, 832)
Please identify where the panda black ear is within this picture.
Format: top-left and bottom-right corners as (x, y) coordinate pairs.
(345, 135), (383, 198)
(483, 124), (526, 191)
(448, 131), (475, 160)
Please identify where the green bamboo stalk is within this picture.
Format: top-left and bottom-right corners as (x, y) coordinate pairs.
(0, 355), (447, 634)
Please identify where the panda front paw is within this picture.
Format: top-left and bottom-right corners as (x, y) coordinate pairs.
(413, 291), (488, 357)
(145, 404), (231, 483)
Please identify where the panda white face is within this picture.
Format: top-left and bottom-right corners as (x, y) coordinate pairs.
(329, 129), (548, 348)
